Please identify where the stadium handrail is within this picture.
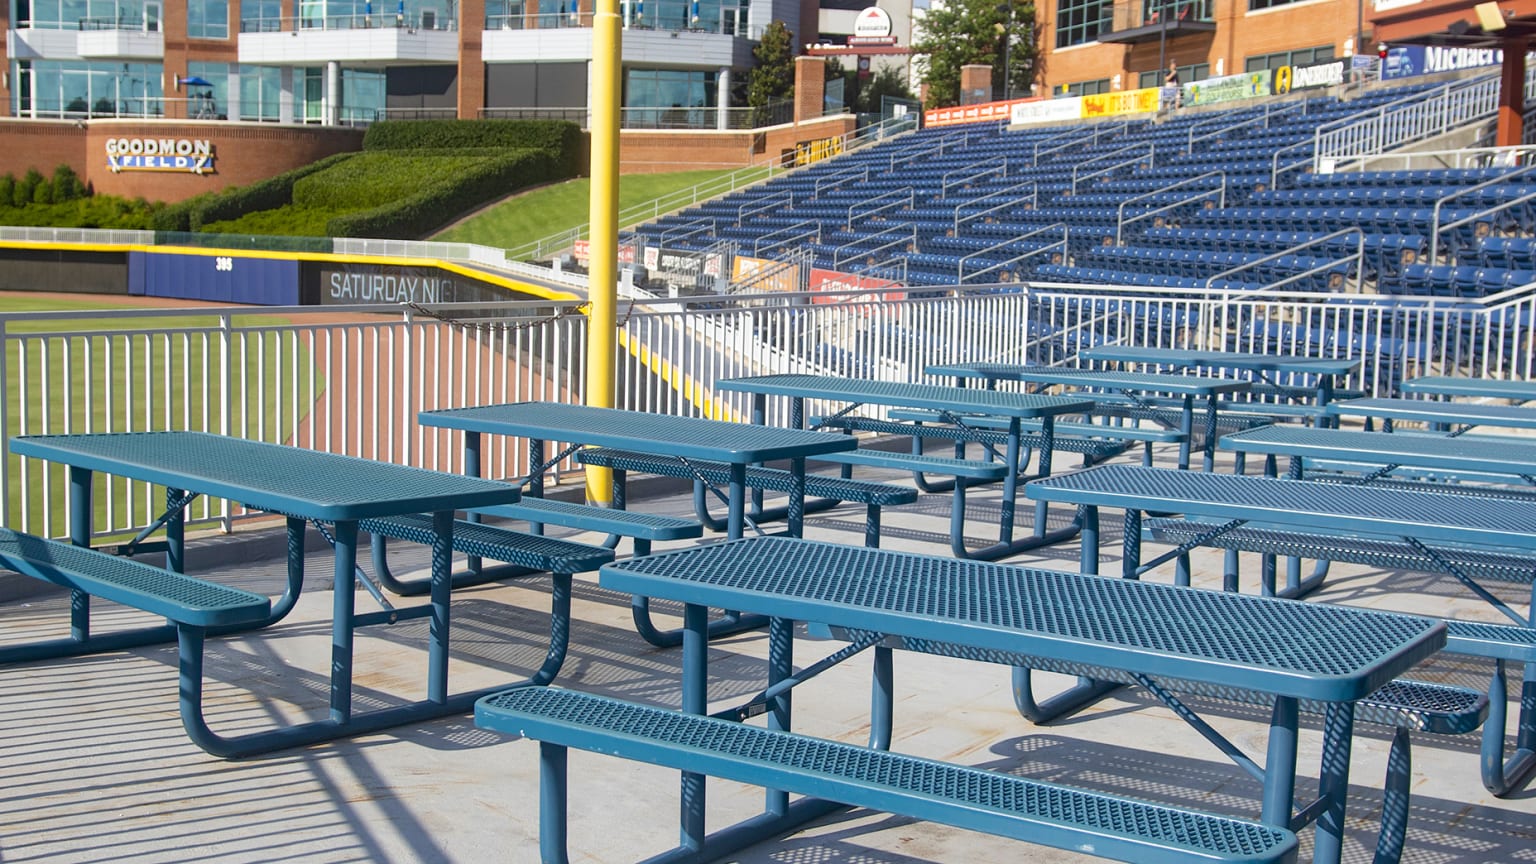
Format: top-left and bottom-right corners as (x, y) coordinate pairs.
(1115, 172), (1227, 243)
(955, 180), (1037, 233)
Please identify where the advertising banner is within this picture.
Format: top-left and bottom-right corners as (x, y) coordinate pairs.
(924, 98), (1033, 127)
(1012, 97), (1081, 126)
(1081, 88), (1159, 119)
(808, 268), (905, 305)
(1273, 60), (1345, 93)
(1380, 45), (1507, 80)
(571, 239), (637, 264)
(1184, 70), (1271, 107)
(312, 262), (519, 305)
(732, 255), (801, 292)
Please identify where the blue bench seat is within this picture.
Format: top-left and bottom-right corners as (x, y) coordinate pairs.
(477, 686), (1299, 864)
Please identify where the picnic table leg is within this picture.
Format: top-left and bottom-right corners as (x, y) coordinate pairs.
(427, 510), (453, 705)
(1262, 696), (1299, 830)
(1177, 395), (1194, 470)
(538, 741), (572, 864)
(766, 617), (793, 816)
(1313, 702), (1357, 864)
(1200, 393), (1218, 471)
(1481, 658), (1536, 796)
(1080, 505), (1100, 574)
(330, 519), (359, 724)
(681, 603), (709, 849)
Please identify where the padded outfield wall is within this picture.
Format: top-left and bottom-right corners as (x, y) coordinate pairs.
(0, 243), (568, 305)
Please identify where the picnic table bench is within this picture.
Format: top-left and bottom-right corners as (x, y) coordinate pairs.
(1026, 463), (1536, 797)
(477, 536), (1447, 864)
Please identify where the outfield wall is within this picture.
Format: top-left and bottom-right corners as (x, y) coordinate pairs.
(0, 242), (572, 306)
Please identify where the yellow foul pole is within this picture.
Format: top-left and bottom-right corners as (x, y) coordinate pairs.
(586, 0), (621, 504)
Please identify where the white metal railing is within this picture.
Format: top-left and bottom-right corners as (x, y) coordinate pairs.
(5, 284), (1534, 540)
(1315, 74), (1505, 168)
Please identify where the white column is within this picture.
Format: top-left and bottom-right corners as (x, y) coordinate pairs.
(279, 67), (296, 124)
(225, 70), (241, 120)
(716, 66), (729, 130)
(327, 60), (341, 125)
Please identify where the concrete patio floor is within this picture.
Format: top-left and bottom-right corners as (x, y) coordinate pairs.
(1, 441), (1534, 863)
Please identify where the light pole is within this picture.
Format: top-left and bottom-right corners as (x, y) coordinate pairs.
(995, 3), (1012, 101)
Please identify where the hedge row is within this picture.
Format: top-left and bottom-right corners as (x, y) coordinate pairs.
(292, 152), (507, 210)
(326, 149), (558, 239)
(361, 119), (582, 175)
(150, 152), (356, 232)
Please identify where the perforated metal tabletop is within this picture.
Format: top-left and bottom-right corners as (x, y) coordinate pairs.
(11, 431), (520, 520)
(420, 401), (857, 462)
(928, 363), (1254, 396)
(1027, 464), (1536, 550)
(1220, 425), (1536, 476)
(1401, 376), (1536, 402)
(715, 373), (1096, 418)
(1082, 346), (1362, 376)
(1326, 397), (1536, 429)
(599, 535), (1445, 702)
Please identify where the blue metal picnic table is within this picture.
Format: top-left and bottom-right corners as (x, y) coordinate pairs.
(1082, 346), (1362, 428)
(927, 362), (1251, 470)
(418, 401), (859, 643)
(1026, 463), (1536, 799)
(595, 535), (1445, 864)
(9, 431), (527, 758)
(1326, 396), (1536, 434)
(714, 373), (1095, 560)
(1400, 375), (1536, 403)
(418, 401), (856, 540)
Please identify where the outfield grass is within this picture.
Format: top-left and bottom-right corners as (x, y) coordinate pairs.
(431, 168), (761, 247)
(4, 294), (317, 535)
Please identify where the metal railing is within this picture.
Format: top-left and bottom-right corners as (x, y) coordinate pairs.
(8, 281), (1535, 538)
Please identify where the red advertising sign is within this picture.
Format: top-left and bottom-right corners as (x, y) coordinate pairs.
(808, 268), (906, 306)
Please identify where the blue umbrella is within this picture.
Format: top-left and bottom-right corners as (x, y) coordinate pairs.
(635, 0), (642, 23)
(364, 0), (372, 24)
(690, 0), (698, 23)
(396, 0), (404, 26)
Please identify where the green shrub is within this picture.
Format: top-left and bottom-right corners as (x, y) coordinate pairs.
(51, 164), (87, 201)
(291, 152), (504, 209)
(15, 169), (42, 207)
(327, 149), (558, 238)
(199, 206), (342, 238)
(187, 151), (356, 229)
(362, 119), (582, 175)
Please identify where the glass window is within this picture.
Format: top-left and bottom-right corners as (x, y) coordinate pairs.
(16, 59), (162, 117)
(624, 68), (718, 127)
(1141, 0), (1212, 22)
(1056, 0), (1111, 49)
(1248, 0), (1307, 10)
(241, 0), (282, 31)
(1138, 62), (1208, 89)
(1245, 46), (1335, 72)
(188, 0), (228, 38)
(1061, 78), (1112, 97)
(341, 68), (385, 124)
(187, 61), (228, 118)
(238, 64), (283, 120)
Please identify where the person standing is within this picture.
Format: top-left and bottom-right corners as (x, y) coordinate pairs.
(1164, 61), (1182, 108)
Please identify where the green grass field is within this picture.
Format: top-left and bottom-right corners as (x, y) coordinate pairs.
(431, 168), (765, 247)
(4, 294), (316, 534)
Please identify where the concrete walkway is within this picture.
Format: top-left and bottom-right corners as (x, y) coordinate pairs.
(1, 443), (1533, 863)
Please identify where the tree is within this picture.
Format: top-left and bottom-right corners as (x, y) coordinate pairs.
(825, 59), (917, 116)
(913, 0), (1038, 108)
(747, 20), (795, 110)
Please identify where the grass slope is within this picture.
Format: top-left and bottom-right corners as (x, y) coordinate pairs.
(431, 169), (748, 247)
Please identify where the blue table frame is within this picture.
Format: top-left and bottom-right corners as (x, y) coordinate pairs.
(928, 363), (1251, 470)
(597, 536), (1445, 864)
(714, 374), (1095, 560)
(9, 431), (529, 758)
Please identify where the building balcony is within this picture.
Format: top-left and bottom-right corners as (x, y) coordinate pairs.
(239, 17), (459, 65)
